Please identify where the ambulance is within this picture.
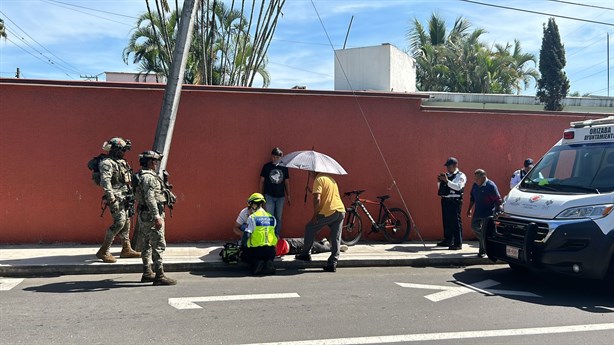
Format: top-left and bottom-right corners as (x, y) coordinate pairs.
(485, 116), (614, 280)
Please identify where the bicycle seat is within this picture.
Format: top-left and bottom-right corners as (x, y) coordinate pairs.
(344, 190), (365, 196)
(377, 195), (390, 201)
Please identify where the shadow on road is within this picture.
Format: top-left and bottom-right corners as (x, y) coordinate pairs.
(23, 279), (145, 293)
(453, 266), (614, 313)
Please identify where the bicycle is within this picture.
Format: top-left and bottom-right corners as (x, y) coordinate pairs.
(341, 189), (411, 245)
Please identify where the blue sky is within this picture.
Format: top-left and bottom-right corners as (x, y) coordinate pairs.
(1, 0), (613, 96)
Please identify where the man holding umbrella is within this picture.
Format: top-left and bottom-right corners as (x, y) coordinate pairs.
(281, 150), (347, 272)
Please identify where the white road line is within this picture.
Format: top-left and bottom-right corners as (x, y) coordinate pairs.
(397, 280), (541, 301)
(395, 282), (473, 302)
(242, 323), (614, 345)
(168, 293), (300, 310)
(0, 278), (24, 291)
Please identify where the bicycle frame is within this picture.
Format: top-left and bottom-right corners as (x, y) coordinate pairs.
(352, 197), (389, 232)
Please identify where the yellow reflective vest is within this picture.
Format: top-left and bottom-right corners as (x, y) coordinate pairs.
(247, 208), (278, 248)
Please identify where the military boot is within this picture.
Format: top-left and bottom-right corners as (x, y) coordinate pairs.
(153, 267), (177, 286)
(120, 240), (141, 258)
(141, 265), (156, 283)
(95, 242), (117, 263)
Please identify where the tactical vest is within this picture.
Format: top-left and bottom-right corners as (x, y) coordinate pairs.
(438, 171), (464, 198)
(247, 209), (278, 248)
(134, 170), (167, 208)
(100, 157), (132, 190)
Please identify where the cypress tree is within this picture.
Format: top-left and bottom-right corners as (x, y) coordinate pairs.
(536, 18), (570, 111)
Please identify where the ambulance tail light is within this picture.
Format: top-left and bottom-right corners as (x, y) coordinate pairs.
(563, 130), (575, 140)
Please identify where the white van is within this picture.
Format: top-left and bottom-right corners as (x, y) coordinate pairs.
(485, 116), (614, 280)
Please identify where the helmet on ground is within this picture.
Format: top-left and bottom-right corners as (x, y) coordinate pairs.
(102, 137), (132, 152)
(247, 193), (266, 205)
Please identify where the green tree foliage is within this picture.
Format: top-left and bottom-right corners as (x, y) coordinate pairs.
(536, 18), (570, 111)
(0, 18), (7, 39)
(407, 13), (538, 94)
(123, 0), (284, 87)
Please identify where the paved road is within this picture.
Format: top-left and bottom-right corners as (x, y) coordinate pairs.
(1, 266), (612, 344)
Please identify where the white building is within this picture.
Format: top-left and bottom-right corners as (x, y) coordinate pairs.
(334, 44), (416, 93)
(104, 71), (165, 84)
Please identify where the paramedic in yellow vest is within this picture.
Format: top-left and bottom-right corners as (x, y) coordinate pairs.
(243, 193), (278, 275)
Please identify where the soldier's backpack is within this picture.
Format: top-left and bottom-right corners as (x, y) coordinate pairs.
(87, 154), (108, 186)
(219, 242), (241, 264)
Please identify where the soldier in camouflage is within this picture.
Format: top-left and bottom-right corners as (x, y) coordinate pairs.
(96, 137), (141, 263)
(134, 150), (177, 286)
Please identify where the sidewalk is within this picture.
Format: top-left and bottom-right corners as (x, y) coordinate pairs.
(0, 241), (498, 277)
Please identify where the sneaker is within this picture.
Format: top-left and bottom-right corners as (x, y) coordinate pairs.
(294, 253), (312, 261)
(436, 241), (451, 247)
(321, 238), (330, 247)
(340, 245), (348, 252)
(448, 245), (462, 250)
(323, 264), (337, 272)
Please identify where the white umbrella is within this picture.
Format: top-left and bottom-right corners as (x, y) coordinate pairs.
(280, 150), (348, 175)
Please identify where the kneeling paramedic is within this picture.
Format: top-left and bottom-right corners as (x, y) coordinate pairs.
(242, 193), (278, 275)
(134, 151), (177, 286)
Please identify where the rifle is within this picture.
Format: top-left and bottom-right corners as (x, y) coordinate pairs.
(161, 170), (177, 217)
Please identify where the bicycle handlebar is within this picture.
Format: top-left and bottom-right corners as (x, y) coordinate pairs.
(344, 189), (365, 197)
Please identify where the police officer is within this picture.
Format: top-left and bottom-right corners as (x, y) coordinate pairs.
(134, 150), (176, 285)
(509, 158), (534, 189)
(242, 193), (277, 275)
(96, 137), (140, 263)
(437, 157), (467, 250)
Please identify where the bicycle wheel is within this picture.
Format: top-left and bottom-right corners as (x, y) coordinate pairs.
(341, 210), (362, 246)
(381, 208), (411, 243)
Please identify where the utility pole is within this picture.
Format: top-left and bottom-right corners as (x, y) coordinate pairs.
(152, 0), (200, 172)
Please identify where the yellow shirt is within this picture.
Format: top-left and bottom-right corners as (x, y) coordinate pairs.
(313, 173), (345, 216)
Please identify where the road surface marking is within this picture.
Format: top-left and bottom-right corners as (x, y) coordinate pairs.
(242, 323), (614, 345)
(168, 293), (300, 310)
(395, 279), (540, 301)
(0, 278), (24, 291)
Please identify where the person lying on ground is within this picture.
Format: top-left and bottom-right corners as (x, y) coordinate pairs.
(276, 238), (348, 257)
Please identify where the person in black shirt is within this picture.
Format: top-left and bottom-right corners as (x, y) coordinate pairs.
(260, 147), (291, 237)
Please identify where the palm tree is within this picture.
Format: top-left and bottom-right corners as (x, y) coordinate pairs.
(407, 13), (486, 92)
(407, 13), (536, 94)
(123, 0), (282, 87)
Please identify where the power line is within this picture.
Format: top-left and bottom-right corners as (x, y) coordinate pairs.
(5, 37), (74, 78)
(40, 0), (133, 27)
(546, 0), (614, 11)
(45, 0), (139, 20)
(459, 0), (614, 26)
(0, 10), (82, 74)
(566, 34), (608, 58)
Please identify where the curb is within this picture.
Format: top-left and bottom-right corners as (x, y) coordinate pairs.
(0, 257), (498, 277)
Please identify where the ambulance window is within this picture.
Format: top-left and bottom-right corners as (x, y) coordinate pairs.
(553, 150), (576, 179)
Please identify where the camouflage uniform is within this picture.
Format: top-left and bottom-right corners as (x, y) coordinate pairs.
(95, 137), (140, 263)
(99, 157), (133, 244)
(134, 169), (168, 273)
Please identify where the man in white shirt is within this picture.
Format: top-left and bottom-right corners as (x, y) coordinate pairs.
(437, 157), (467, 250)
(510, 158), (534, 189)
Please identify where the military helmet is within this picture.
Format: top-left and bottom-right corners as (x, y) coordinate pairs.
(247, 192), (266, 205)
(102, 137), (131, 152)
(139, 150), (163, 167)
(139, 150), (163, 161)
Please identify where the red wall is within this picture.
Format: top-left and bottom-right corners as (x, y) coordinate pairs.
(0, 79), (603, 243)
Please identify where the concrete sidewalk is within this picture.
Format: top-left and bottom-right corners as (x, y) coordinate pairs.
(0, 241), (498, 277)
